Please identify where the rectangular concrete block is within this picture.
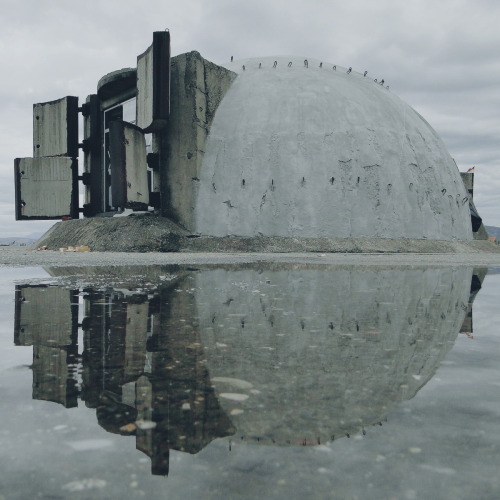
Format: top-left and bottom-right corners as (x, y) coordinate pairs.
(136, 31), (170, 132)
(14, 157), (77, 219)
(460, 172), (474, 196)
(33, 96), (79, 158)
(109, 121), (149, 209)
(160, 51), (236, 229)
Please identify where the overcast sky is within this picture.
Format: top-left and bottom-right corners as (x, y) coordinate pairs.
(1, 0), (499, 237)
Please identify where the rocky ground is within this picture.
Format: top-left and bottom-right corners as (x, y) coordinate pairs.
(26, 214), (500, 254)
(2, 215), (500, 269)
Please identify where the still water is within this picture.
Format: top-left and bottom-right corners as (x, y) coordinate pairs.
(0, 264), (499, 500)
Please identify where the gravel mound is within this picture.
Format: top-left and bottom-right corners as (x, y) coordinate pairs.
(33, 215), (500, 256)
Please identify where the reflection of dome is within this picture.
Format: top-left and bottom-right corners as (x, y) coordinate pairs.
(196, 267), (472, 444)
(194, 57), (472, 240)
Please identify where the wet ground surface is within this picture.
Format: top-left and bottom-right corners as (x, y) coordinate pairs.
(1, 261), (500, 499)
(2, 246), (500, 268)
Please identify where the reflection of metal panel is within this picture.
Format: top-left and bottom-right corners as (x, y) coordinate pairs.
(33, 96), (79, 158)
(109, 121), (149, 209)
(136, 31), (170, 132)
(14, 286), (77, 346)
(14, 157), (78, 220)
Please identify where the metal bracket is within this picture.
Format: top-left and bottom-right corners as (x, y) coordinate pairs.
(78, 172), (92, 185)
(79, 102), (91, 117)
(147, 153), (160, 170)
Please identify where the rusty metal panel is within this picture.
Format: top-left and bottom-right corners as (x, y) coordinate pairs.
(109, 121), (149, 209)
(14, 157), (78, 220)
(136, 31), (170, 132)
(33, 96), (79, 158)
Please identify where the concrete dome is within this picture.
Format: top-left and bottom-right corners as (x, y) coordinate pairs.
(194, 56), (472, 240)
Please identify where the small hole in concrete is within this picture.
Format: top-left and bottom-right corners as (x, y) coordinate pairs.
(330, 177), (334, 184)
(187, 152), (193, 159)
(36, 144), (40, 149)
(35, 116), (40, 120)
(242, 179), (245, 187)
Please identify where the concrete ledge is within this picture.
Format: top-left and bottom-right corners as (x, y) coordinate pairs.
(34, 216), (500, 254)
(183, 236), (500, 254)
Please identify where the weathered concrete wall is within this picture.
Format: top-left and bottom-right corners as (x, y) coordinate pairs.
(15, 157), (75, 218)
(33, 96), (79, 158)
(461, 172), (474, 196)
(460, 172), (489, 240)
(109, 121), (149, 209)
(194, 57), (472, 241)
(160, 52), (236, 229)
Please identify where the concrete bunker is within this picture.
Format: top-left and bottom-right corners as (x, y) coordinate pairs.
(14, 31), (488, 247)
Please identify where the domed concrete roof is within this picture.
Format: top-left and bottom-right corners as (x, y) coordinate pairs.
(194, 56), (472, 240)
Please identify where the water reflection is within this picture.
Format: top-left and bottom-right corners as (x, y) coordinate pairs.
(13, 265), (484, 476)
